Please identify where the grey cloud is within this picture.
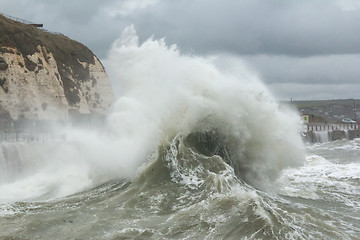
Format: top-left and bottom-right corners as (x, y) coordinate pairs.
(1, 0), (360, 100)
(1, 0), (129, 58)
(133, 0), (360, 56)
(244, 54), (360, 85)
(3, 0), (360, 58)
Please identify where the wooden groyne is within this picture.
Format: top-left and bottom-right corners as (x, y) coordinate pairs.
(303, 124), (360, 143)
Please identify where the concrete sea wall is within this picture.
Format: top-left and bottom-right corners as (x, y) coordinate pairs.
(303, 124), (360, 143)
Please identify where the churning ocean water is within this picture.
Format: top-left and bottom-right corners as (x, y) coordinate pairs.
(0, 27), (359, 239)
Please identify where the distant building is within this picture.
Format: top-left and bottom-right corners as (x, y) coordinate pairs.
(301, 114), (328, 124)
(302, 115), (309, 124)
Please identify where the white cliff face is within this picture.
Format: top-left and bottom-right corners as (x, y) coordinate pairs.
(0, 46), (114, 120)
(74, 56), (114, 115)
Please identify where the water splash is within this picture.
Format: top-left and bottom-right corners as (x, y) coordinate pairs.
(106, 25), (305, 190)
(0, 25), (305, 202)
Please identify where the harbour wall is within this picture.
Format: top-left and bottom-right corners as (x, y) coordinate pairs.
(302, 124), (360, 143)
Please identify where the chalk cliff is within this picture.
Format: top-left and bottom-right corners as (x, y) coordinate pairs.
(0, 14), (114, 120)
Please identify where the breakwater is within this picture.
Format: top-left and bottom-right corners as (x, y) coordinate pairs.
(303, 124), (360, 143)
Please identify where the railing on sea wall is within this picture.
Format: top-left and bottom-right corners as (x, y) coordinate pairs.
(306, 124), (360, 132)
(0, 120), (52, 142)
(303, 123), (360, 142)
(0, 118), (106, 142)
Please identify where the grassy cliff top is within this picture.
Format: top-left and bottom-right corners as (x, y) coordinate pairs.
(0, 14), (95, 65)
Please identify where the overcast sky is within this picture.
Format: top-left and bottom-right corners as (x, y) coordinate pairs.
(1, 0), (360, 100)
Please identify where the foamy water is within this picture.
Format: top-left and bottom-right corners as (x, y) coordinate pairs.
(0, 27), (358, 239)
